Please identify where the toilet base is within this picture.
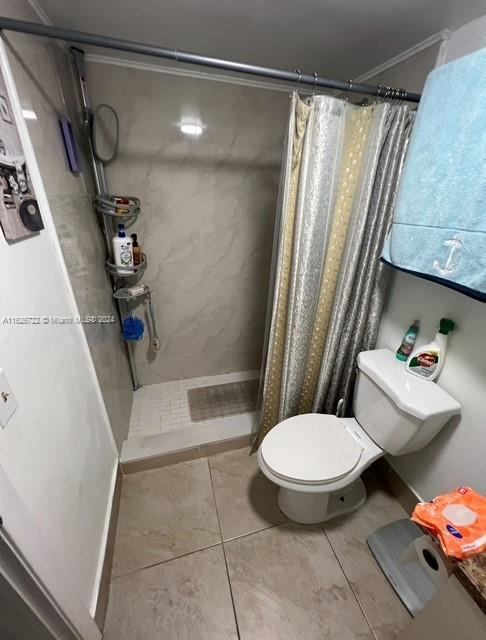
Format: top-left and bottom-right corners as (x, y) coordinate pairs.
(277, 477), (367, 524)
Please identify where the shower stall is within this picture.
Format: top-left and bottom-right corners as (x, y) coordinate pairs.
(73, 49), (288, 464)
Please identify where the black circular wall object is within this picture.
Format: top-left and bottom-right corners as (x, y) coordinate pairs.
(19, 198), (44, 232)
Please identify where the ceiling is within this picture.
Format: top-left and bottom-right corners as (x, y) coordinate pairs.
(36, 0), (486, 79)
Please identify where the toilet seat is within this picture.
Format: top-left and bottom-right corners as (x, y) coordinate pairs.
(260, 414), (363, 486)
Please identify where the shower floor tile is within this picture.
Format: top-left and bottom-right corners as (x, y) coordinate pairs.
(127, 370), (259, 440)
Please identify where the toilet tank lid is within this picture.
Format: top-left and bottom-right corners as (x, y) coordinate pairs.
(357, 349), (461, 421)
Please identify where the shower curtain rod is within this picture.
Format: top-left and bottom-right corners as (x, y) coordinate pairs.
(0, 17), (421, 103)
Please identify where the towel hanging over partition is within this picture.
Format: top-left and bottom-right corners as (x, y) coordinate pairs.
(382, 47), (486, 301)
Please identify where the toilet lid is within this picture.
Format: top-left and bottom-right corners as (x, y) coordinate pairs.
(261, 414), (363, 485)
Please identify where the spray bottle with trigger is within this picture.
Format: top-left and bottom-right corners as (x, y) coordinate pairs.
(406, 318), (455, 381)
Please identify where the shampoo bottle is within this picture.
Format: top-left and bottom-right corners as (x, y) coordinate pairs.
(112, 223), (133, 274)
(396, 320), (420, 361)
(406, 318), (455, 381)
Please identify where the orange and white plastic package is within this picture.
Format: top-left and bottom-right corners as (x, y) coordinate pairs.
(412, 487), (486, 561)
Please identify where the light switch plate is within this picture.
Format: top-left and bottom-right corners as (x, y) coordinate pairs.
(0, 368), (17, 428)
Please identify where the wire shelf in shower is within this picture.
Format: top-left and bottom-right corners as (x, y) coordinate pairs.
(105, 254), (147, 278)
(94, 194), (141, 219)
(113, 284), (151, 300)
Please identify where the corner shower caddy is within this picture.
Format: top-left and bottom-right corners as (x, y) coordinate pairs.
(72, 48), (160, 390)
(94, 196), (146, 272)
(95, 196), (147, 276)
(93, 193), (150, 389)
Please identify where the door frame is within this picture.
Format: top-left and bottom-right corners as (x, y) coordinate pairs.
(0, 466), (102, 640)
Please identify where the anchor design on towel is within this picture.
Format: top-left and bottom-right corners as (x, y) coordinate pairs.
(433, 234), (463, 276)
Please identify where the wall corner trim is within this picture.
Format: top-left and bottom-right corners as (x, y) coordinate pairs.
(27, 0), (54, 26)
(355, 29), (452, 83)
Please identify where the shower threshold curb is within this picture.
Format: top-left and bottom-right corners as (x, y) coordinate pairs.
(120, 412), (257, 473)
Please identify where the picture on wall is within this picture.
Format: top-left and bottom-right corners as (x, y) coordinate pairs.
(0, 70), (43, 241)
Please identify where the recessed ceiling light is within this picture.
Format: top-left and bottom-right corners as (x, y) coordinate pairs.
(180, 123), (203, 136)
(22, 109), (37, 120)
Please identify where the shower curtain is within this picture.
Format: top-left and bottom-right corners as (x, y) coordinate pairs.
(252, 92), (414, 450)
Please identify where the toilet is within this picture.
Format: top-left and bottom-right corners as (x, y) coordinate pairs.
(257, 348), (461, 524)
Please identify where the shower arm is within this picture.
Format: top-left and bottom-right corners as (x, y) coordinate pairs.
(0, 17), (421, 103)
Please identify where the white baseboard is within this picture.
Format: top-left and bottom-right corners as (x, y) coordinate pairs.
(89, 460), (118, 617)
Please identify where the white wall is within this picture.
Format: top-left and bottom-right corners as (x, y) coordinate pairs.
(87, 60), (287, 384)
(374, 15), (486, 500)
(364, 40), (443, 95)
(443, 14), (486, 61)
(7, 11), (133, 450)
(0, 0), (117, 614)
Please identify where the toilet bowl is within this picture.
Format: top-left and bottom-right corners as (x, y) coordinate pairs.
(257, 349), (461, 524)
(258, 414), (383, 523)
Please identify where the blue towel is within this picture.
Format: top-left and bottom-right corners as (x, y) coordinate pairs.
(382, 47), (486, 301)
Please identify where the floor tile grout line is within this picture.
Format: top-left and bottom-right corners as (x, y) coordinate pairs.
(321, 526), (378, 640)
(222, 520), (288, 545)
(207, 458), (242, 640)
(111, 540), (223, 581)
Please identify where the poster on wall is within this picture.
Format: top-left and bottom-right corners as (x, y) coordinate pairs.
(0, 66), (43, 241)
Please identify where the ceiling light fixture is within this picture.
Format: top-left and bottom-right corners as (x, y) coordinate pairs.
(22, 109), (37, 120)
(180, 123), (203, 136)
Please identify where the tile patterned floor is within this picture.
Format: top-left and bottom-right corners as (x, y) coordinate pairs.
(104, 448), (411, 639)
(128, 370), (259, 439)
(112, 458), (220, 577)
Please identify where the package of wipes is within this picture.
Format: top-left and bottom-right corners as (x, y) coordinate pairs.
(412, 487), (486, 561)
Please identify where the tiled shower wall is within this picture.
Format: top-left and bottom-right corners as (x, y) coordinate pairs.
(7, 30), (133, 449)
(88, 63), (289, 383)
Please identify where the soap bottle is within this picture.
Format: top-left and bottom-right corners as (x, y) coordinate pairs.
(406, 318), (455, 381)
(396, 320), (420, 361)
(112, 223), (133, 274)
(131, 233), (142, 266)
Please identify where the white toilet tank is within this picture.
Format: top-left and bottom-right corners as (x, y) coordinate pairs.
(353, 349), (461, 456)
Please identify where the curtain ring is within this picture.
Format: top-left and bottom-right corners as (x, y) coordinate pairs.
(345, 78), (353, 102)
(312, 72), (318, 94)
(292, 69), (302, 97)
